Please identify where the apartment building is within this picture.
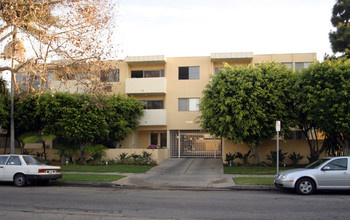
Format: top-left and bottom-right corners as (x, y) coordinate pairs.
(17, 52), (316, 160)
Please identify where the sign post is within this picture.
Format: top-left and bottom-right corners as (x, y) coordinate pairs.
(276, 121), (281, 174)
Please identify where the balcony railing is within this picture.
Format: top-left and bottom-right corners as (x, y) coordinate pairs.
(139, 109), (166, 126)
(125, 78), (166, 94)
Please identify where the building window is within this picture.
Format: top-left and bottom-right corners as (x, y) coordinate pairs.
(284, 130), (307, 140)
(215, 67), (225, 74)
(65, 72), (87, 80)
(131, 69), (164, 78)
(280, 62), (293, 69)
(150, 132), (167, 148)
(16, 72), (41, 90)
(178, 98), (200, 111)
(139, 100), (164, 109)
(179, 66), (200, 80)
(295, 62), (311, 71)
(101, 69), (120, 82)
(48, 71), (55, 81)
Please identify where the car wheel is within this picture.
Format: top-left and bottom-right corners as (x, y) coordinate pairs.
(295, 178), (315, 195)
(14, 174), (27, 187)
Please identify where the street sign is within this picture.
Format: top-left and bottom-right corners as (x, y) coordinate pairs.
(276, 120), (281, 131)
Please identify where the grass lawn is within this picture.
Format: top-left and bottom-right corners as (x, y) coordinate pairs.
(224, 166), (294, 175)
(234, 177), (274, 186)
(59, 173), (125, 182)
(61, 165), (153, 173)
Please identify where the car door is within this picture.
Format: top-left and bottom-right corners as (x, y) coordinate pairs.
(3, 156), (22, 181)
(317, 158), (350, 188)
(0, 156), (9, 180)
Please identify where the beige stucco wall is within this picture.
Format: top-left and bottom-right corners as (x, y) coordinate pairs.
(11, 148), (169, 164)
(165, 56), (212, 130)
(104, 149), (169, 164)
(223, 139), (326, 165)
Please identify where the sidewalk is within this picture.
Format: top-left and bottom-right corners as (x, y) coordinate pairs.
(59, 158), (276, 191)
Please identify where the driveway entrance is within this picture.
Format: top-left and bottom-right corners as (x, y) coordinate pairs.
(114, 158), (234, 188)
(170, 130), (222, 158)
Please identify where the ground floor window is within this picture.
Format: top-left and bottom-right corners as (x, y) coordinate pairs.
(150, 132), (167, 148)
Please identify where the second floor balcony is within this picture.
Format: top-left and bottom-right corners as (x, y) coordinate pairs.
(139, 109), (167, 126)
(125, 77), (166, 95)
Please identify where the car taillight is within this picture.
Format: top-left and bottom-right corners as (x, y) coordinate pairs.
(56, 169), (61, 172)
(38, 169), (46, 173)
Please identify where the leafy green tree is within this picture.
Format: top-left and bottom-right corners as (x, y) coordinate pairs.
(329, 0), (350, 56)
(292, 72), (323, 162)
(38, 92), (109, 161)
(103, 95), (144, 148)
(299, 58), (350, 155)
(200, 63), (294, 164)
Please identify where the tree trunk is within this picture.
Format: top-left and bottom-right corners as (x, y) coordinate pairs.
(249, 144), (260, 165)
(342, 135), (350, 156)
(79, 143), (87, 164)
(4, 135), (8, 154)
(42, 141), (47, 161)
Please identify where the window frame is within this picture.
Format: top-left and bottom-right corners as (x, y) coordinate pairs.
(131, 69), (164, 78)
(178, 66), (200, 80)
(139, 100), (164, 109)
(100, 69), (120, 82)
(178, 98), (200, 111)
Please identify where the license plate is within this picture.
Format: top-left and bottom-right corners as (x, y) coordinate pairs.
(46, 170), (56, 174)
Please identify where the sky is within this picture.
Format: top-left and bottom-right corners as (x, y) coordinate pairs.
(118, 0), (335, 61)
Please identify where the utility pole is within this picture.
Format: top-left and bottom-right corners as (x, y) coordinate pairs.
(10, 27), (17, 154)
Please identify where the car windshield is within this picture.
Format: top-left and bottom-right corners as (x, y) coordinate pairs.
(305, 158), (330, 169)
(23, 156), (46, 165)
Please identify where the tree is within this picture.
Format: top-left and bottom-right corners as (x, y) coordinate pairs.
(292, 72), (323, 162)
(200, 63), (294, 164)
(299, 58), (350, 155)
(103, 95), (144, 148)
(38, 92), (109, 161)
(37, 92), (144, 162)
(329, 0), (350, 56)
(0, 0), (117, 153)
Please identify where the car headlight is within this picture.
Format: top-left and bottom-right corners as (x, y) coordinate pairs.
(280, 174), (288, 179)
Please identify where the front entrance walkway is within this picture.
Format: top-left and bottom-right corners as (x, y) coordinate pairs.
(113, 158), (234, 188)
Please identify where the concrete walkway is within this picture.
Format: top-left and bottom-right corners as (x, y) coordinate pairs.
(113, 158), (235, 189)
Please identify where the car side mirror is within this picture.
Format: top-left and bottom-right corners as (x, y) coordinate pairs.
(322, 166), (331, 171)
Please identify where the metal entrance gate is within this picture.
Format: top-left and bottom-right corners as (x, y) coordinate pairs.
(170, 130), (222, 158)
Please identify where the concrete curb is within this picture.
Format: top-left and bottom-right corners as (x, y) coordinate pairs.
(53, 180), (277, 191)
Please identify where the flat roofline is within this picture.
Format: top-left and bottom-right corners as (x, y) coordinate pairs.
(211, 52), (253, 62)
(125, 55), (166, 66)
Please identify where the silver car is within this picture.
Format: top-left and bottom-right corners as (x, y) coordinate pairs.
(274, 156), (350, 195)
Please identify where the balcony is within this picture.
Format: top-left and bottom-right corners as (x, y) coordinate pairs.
(139, 109), (167, 126)
(125, 78), (166, 94)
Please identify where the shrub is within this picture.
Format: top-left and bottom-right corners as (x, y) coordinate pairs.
(288, 152), (304, 167)
(225, 152), (237, 166)
(236, 150), (254, 165)
(266, 150), (287, 166)
(85, 144), (107, 162)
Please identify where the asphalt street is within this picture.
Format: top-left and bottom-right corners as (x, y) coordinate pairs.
(0, 185), (349, 219)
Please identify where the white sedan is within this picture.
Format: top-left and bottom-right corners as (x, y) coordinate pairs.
(0, 154), (62, 187)
(274, 156), (350, 195)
